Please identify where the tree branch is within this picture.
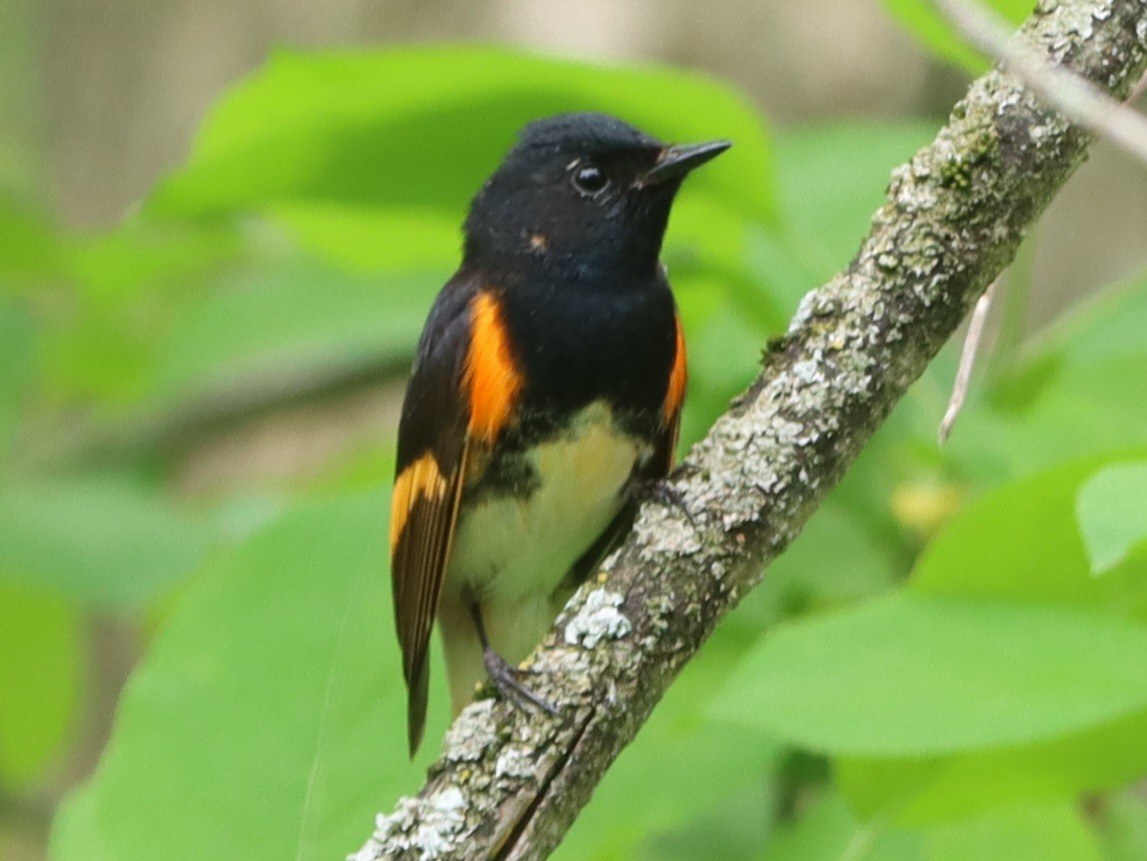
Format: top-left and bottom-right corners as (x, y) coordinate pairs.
(353, 2), (1147, 859)
(933, 0), (1147, 167)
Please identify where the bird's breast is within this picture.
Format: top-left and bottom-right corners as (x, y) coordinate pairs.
(495, 273), (679, 425)
(448, 401), (648, 606)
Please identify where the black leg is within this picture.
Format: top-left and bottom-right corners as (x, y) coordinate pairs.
(467, 602), (560, 716)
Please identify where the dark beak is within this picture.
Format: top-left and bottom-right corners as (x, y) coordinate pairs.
(639, 139), (732, 186)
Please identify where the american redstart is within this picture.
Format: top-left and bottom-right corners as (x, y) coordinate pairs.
(390, 112), (730, 755)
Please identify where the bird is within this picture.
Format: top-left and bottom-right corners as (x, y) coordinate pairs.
(389, 111), (730, 756)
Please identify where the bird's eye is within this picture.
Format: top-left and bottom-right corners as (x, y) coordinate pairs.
(570, 163), (610, 197)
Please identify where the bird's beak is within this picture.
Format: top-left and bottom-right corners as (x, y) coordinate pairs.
(638, 139), (732, 187)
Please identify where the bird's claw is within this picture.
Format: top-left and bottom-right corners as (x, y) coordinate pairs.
(482, 649), (561, 717)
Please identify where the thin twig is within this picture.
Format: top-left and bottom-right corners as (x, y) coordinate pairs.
(939, 280), (996, 442)
(933, 0), (1147, 168)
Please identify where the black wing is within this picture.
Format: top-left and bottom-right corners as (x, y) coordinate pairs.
(390, 273), (479, 757)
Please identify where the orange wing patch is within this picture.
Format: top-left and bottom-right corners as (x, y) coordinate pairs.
(464, 291), (523, 443)
(662, 314), (687, 424)
(390, 452), (448, 553)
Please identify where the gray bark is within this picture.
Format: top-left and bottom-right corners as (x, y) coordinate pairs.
(353, 2), (1147, 859)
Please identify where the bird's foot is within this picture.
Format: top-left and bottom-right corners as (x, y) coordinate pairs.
(482, 649), (561, 717)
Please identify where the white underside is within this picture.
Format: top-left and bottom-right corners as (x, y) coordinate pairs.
(446, 400), (646, 662)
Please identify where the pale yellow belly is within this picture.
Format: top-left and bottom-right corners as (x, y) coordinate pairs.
(447, 401), (645, 658)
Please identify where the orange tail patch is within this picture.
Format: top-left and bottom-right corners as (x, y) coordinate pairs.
(464, 292), (524, 443)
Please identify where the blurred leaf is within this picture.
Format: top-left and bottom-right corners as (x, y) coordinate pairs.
(144, 259), (436, 406)
(151, 47), (772, 219)
(269, 203), (458, 273)
(1028, 270), (1147, 370)
(881, 0), (1033, 74)
(0, 475), (206, 609)
(668, 205), (789, 341)
(734, 500), (899, 632)
(961, 357), (1147, 482)
(838, 707), (1147, 825)
(923, 804), (1102, 861)
(762, 791), (922, 861)
(1075, 462), (1147, 575)
(910, 455), (1147, 616)
(563, 724), (776, 859)
(922, 273), (1147, 484)
(677, 286), (769, 445)
(835, 457), (1147, 824)
(203, 493), (290, 546)
(39, 308), (154, 407)
(70, 218), (240, 307)
(639, 784), (774, 861)
(773, 121), (935, 286)
(0, 580), (80, 789)
(743, 227), (824, 319)
(712, 593), (1147, 756)
(0, 299), (38, 454)
(50, 490), (426, 861)
(36, 220), (242, 407)
(0, 191), (67, 285)
(147, 47), (773, 277)
(1097, 789), (1147, 861)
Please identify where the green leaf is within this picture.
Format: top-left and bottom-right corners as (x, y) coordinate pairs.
(922, 274), (1147, 484)
(1075, 462), (1147, 575)
(638, 784), (775, 861)
(0, 580), (80, 789)
(838, 707), (1147, 824)
(0, 476), (206, 609)
(70, 218), (240, 305)
(677, 287), (773, 446)
(732, 500), (898, 632)
(923, 804), (1102, 861)
(0, 299), (37, 454)
(146, 47), (773, 274)
(712, 593), (1147, 756)
(1034, 271), (1147, 370)
(762, 790), (923, 861)
(835, 460), (1147, 824)
(968, 357), (1147, 481)
(34, 224), (243, 409)
(144, 259), (436, 406)
(268, 203), (458, 274)
(910, 456), (1147, 615)
(50, 490), (429, 861)
(1097, 789), (1147, 861)
(881, 0), (1034, 74)
(773, 121), (936, 286)
(151, 47), (771, 218)
(0, 192), (67, 284)
(559, 719), (777, 860)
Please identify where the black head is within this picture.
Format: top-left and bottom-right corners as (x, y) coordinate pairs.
(463, 112), (730, 279)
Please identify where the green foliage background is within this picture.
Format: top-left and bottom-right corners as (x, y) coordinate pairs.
(2, 5), (1147, 859)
